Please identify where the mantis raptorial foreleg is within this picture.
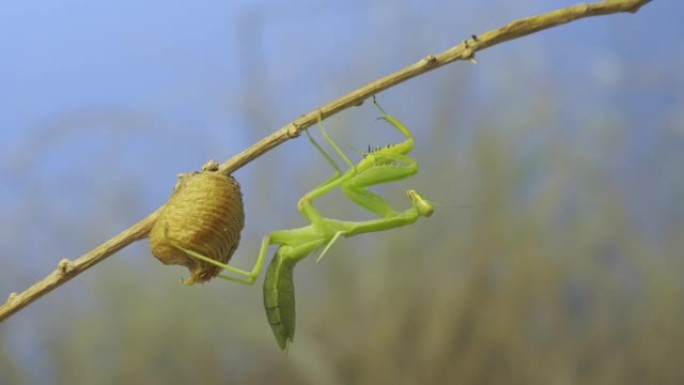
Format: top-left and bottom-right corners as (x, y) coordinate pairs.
(299, 98), (418, 217)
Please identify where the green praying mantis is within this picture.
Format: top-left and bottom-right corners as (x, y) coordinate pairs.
(173, 98), (434, 350)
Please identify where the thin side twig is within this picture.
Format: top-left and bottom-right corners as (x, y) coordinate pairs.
(0, 0), (651, 323)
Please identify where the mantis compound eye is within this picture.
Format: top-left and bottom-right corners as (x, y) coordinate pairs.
(407, 189), (434, 217)
(149, 161), (245, 284)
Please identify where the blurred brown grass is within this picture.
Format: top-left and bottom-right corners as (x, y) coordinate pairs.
(1, 5), (681, 382)
(3, 112), (681, 385)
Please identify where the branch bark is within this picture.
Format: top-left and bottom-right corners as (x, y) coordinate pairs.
(0, 0), (651, 322)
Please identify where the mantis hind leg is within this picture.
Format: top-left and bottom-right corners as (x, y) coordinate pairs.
(168, 234), (271, 285)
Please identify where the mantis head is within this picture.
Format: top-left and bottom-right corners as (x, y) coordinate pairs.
(406, 189), (434, 217)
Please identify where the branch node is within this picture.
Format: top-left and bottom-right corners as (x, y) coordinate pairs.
(202, 160), (220, 172)
(286, 122), (301, 138)
(57, 259), (76, 275)
(419, 54), (438, 66)
(463, 49), (477, 64)
(7, 292), (18, 303)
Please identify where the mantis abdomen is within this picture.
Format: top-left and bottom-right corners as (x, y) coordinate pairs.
(263, 251), (297, 350)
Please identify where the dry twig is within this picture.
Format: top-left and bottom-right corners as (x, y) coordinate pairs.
(0, 0), (651, 322)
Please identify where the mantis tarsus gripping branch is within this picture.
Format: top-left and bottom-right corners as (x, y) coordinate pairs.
(175, 99), (434, 350)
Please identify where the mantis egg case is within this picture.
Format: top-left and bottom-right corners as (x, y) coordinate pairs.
(149, 165), (244, 284)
